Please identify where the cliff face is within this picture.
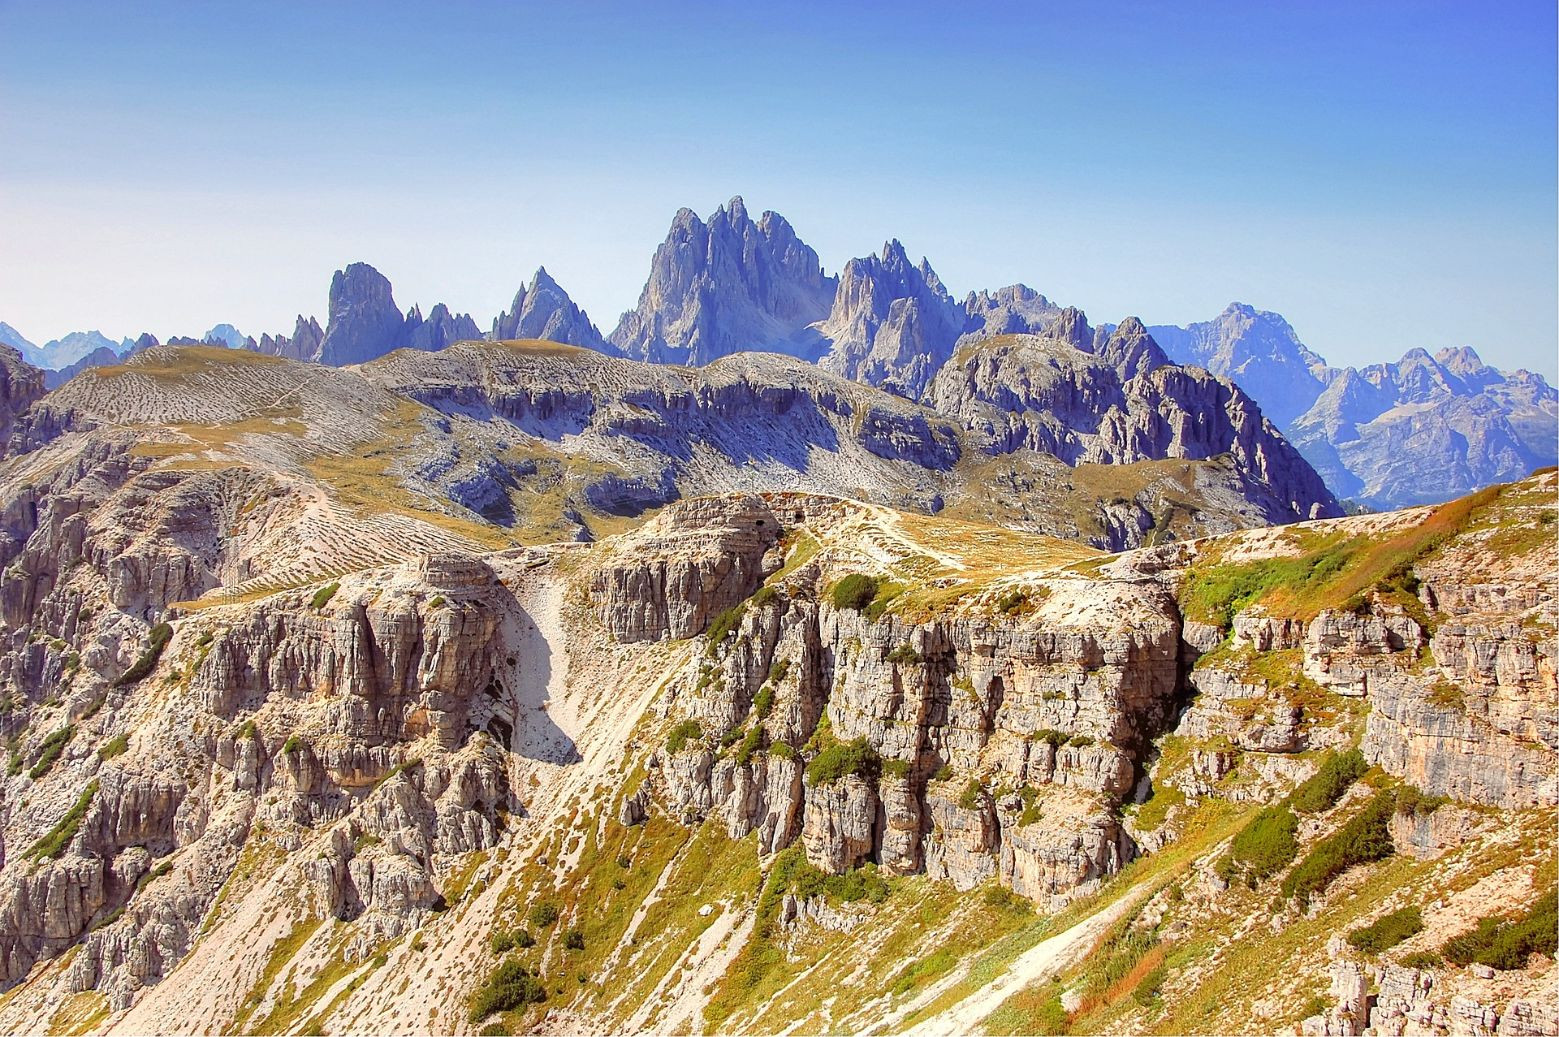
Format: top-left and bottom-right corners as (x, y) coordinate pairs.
(813, 240), (964, 399)
(609, 197), (838, 365)
(0, 345), (45, 453)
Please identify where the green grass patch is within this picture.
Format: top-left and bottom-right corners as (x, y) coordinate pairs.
(310, 582), (340, 609)
(1441, 890), (1556, 970)
(97, 733), (129, 760)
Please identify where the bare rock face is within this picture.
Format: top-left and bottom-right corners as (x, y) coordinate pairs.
(254, 315), (323, 361)
(0, 345), (45, 453)
(404, 302), (481, 354)
(814, 240), (963, 399)
(491, 267), (609, 351)
(590, 496), (781, 642)
(609, 197), (837, 365)
(960, 284), (1063, 342)
(319, 262), (410, 366)
(1149, 303), (1328, 429)
(652, 536), (1182, 903)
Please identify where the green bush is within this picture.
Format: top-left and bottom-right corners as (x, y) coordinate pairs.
(1281, 790), (1395, 908)
(1290, 750), (1368, 813)
(665, 719), (702, 755)
(733, 725), (764, 765)
(881, 758), (911, 779)
(830, 574), (880, 612)
(768, 657), (791, 685)
(25, 780), (97, 860)
(1441, 891), (1556, 970)
(805, 737), (879, 785)
(1017, 785), (1043, 827)
(563, 927), (584, 951)
(704, 601), (747, 648)
(528, 902), (559, 929)
(311, 582), (340, 609)
(958, 779), (984, 810)
(115, 622), (173, 686)
(1398, 950), (1442, 969)
(490, 928), (535, 954)
(98, 733), (129, 760)
(768, 740), (797, 761)
(1218, 805), (1299, 887)
(468, 959), (546, 1022)
(1395, 785), (1449, 818)
(281, 734), (305, 755)
(752, 685), (775, 719)
(982, 884), (1033, 915)
(1349, 905), (1424, 953)
(886, 642), (922, 665)
(28, 726), (74, 780)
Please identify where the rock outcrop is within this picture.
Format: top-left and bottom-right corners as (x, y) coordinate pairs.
(609, 197), (837, 365)
(814, 240), (963, 399)
(490, 267), (608, 351)
(0, 345), (45, 450)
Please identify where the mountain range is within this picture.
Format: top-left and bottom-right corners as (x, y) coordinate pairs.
(5, 198), (1553, 510)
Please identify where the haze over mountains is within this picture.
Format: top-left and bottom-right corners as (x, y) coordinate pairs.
(5, 197), (1552, 510)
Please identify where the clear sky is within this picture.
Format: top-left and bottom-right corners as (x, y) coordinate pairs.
(1, 0), (1554, 374)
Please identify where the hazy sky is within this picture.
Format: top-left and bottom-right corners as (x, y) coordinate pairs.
(2, 0), (1555, 374)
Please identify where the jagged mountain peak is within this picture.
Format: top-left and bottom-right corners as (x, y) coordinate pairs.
(491, 267), (609, 352)
(608, 198), (837, 365)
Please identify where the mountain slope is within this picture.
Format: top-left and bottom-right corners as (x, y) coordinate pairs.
(0, 402), (1548, 1035)
(1151, 304), (1558, 508)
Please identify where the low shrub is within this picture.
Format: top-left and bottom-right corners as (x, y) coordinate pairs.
(752, 685), (775, 719)
(25, 780), (97, 860)
(983, 884), (1033, 915)
(733, 725), (764, 765)
(1218, 805), (1299, 887)
(805, 737), (879, 785)
(886, 642), (922, 665)
(768, 740), (797, 761)
(665, 719), (702, 755)
(958, 779), (984, 810)
(281, 734), (305, 756)
(1349, 905), (1423, 953)
(468, 960), (546, 1022)
(1281, 790), (1395, 908)
(881, 758), (911, 779)
(490, 928), (535, 954)
(98, 733), (129, 760)
(310, 582), (340, 609)
(563, 927), (585, 951)
(1290, 750), (1368, 813)
(528, 902), (559, 929)
(830, 574), (880, 612)
(1395, 785), (1449, 818)
(1441, 891), (1556, 970)
(28, 726), (74, 780)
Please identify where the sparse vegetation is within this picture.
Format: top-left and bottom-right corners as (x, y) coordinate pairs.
(886, 642), (923, 665)
(490, 928), (535, 954)
(311, 582), (341, 609)
(98, 733), (129, 760)
(528, 902), (559, 929)
(115, 622), (173, 685)
(28, 725), (74, 779)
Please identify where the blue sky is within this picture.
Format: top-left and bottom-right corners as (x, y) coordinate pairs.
(1, 0), (1554, 374)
